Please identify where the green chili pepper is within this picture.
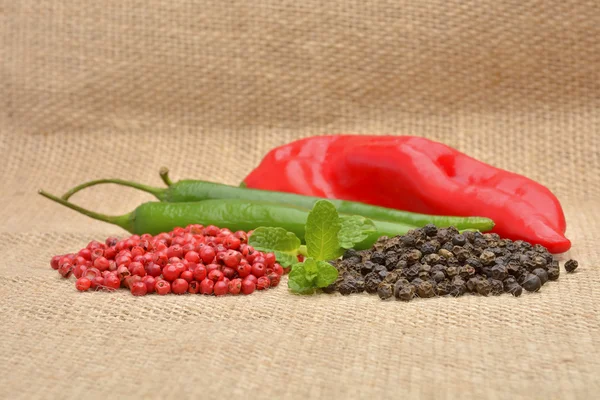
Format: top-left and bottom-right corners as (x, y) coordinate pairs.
(59, 168), (495, 231)
(39, 191), (415, 249)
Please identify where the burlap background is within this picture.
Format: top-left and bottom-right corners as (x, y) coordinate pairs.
(1, 1), (599, 399)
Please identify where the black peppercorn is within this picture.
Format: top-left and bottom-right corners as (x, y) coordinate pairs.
(355, 279), (366, 293)
(475, 279), (492, 296)
(384, 253), (399, 271)
(547, 267), (560, 281)
(418, 271), (431, 281)
(452, 234), (466, 246)
(360, 261), (375, 275)
(506, 284), (523, 297)
(432, 270), (446, 283)
(450, 276), (467, 296)
(489, 279), (504, 295)
(491, 265), (508, 281)
(479, 250), (496, 265)
(466, 257), (483, 271)
(489, 247), (504, 257)
(373, 265), (388, 279)
(420, 242), (436, 255)
(446, 266), (458, 278)
(337, 280), (358, 295)
(383, 271), (401, 284)
(441, 241), (454, 252)
(466, 277), (480, 293)
(458, 265), (476, 279)
(410, 277), (424, 287)
(564, 259), (578, 273)
(342, 249), (360, 260)
(423, 223), (438, 237)
(507, 261), (520, 276)
(532, 268), (549, 285)
(401, 235), (416, 246)
(406, 249), (422, 265)
(522, 274), (542, 292)
(377, 283), (394, 300)
(396, 285), (415, 302)
(370, 251), (386, 265)
(533, 255), (547, 269)
(463, 230), (475, 243)
(453, 246), (469, 262)
(503, 276), (517, 290)
(404, 265), (420, 281)
(423, 253), (441, 265)
(416, 281), (436, 298)
(364, 272), (382, 294)
(438, 249), (453, 259)
(436, 280), (452, 296)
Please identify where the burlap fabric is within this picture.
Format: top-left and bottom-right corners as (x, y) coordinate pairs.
(1, 1), (599, 398)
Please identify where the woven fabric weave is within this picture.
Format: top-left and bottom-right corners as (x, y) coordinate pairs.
(1, 1), (599, 398)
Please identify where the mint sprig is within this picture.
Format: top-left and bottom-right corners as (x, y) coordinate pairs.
(248, 200), (377, 294)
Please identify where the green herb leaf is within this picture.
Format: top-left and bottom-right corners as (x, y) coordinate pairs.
(270, 251), (298, 267)
(305, 200), (342, 261)
(338, 215), (377, 249)
(287, 263), (316, 295)
(303, 258), (319, 283)
(315, 260), (339, 288)
(248, 227), (301, 267)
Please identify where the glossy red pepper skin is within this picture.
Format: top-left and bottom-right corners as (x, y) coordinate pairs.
(243, 135), (570, 253)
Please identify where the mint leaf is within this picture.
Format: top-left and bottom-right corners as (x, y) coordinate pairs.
(303, 258), (319, 282)
(305, 200), (342, 261)
(249, 227), (301, 267)
(338, 215), (377, 249)
(287, 263), (316, 295)
(315, 260), (339, 288)
(287, 258), (339, 294)
(270, 251), (298, 267)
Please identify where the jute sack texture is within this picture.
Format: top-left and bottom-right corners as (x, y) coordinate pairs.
(1, 0), (599, 399)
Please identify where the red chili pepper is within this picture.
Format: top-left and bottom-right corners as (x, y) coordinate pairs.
(242, 135), (570, 253)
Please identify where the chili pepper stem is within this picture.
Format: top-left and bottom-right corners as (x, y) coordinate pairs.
(159, 167), (174, 187)
(39, 190), (135, 232)
(59, 179), (167, 201)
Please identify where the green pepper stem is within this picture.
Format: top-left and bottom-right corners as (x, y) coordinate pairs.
(159, 167), (174, 187)
(39, 190), (134, 232)
(60, 179), (167, 201)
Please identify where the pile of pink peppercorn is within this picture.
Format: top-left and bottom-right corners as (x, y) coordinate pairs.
(50, 224), (286, 296)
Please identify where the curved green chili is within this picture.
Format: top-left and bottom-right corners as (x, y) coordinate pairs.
(39, 190), (416, 249)
(59, 168), (495, 231)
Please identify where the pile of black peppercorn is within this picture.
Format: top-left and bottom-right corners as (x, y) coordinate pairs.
(324, 224), (579, 301)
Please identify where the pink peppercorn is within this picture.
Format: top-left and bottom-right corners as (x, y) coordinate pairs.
(130, 281), (147, 296)
(241, 279), (256, 295)
(200, 278), (214, 295)
(76, 277), (91, 292)
(155, 280), (171, 295)
(228, 278), (242, 295)
(256, 276), (270, 290)
(142, 276), (157, 293)
(171, 278), (189, 295)
(214, 281), (228, 296)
